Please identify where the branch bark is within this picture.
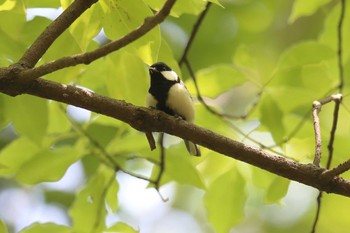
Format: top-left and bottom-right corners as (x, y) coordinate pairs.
(1, 77), (350, 197)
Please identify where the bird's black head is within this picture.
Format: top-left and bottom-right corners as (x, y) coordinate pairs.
(149, 62), (172, 73)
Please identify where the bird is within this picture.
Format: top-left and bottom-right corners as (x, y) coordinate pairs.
(146, 62), (201, 156)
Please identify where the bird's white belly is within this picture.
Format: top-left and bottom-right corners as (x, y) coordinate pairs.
(166, 83), (195, 122)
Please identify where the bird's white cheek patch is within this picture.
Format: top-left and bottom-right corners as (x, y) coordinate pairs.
(161, 70), (178, 81)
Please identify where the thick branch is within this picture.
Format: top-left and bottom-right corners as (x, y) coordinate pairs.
(18, 0), (98, 68)
(1, 78), (350, 197)
(18, 0), (176, 81)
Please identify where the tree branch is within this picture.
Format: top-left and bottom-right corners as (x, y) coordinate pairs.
(179, 2), (212, 65)
(1, 78), (350, 197)
(337, 0), (346, 91)
(312, 101), (322, 167)
(312, 94), (343, 167)
(18, 0), (98, 69)
(17, 0), (177, 82)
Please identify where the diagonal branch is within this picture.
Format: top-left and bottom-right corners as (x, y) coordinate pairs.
(312, 94), (343, 167)
(179, 2), (212, 65)
(322, 158), (350, 181)
(337, 0), (346, 91)
(2, 77), (350, 197)
(18, 0), (177, 82)
(18, 0), (98, 69)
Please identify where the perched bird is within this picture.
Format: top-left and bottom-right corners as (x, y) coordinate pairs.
(147, 62), (201, 156)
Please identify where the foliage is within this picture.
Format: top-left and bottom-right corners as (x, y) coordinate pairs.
(1, 0), (350, 233)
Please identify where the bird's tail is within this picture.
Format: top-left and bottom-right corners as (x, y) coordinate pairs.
(184, 140), (201, 156)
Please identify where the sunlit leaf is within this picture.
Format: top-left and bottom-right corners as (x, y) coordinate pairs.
(24, 0), (61, 8)
(70, 167), (116, 233)
(100, 0), (160, 64)
(103, 52), (149, 106)
(260, 94), (285, 142)
(149, 146), (205, 189)
(0, 137), (40, 176)
(105, 222), (139, 233)
(106, 178), (119, 212)
(204, 169), (246, 233)
(64, 2), (102, 51)
(47, 102), (71, 134)
(18, 223), (71, 233)
(265, 176), (290, 204)
(144, 0), (206, 17)
(6, 94), (48, 145)
(285, 137), (314, 161)
(186, 64), (248, 98)
(0, 219), (8, 233)
(289, 0), (331, 23)
(278, 41), (335, 70)
(16, 146), (82, 184)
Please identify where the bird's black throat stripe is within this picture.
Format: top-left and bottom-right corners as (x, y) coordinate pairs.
(148, 70), (182, 118)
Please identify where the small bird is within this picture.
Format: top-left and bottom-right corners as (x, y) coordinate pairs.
(147, 62), (201, 156)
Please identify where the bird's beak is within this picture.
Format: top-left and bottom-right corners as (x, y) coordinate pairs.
(149, 66), (157, 74)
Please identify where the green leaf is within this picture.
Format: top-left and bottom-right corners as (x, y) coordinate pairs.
(24, 0), (61, 8)
(289, 0), (331, 23)
(18, 222), (71, 233)
(319, 1), (350, 62)
(0, 0), (27, 61)
(86, 123), (118, 148)
(259, 94), (285, 142)
(70, 167), (116, 233)
(0, 219), (8, 233)
(165, 149), (205, 189)
(186, 64), (248, 98)
(204, 170), (246, 233)
(103, 52), (149, 106)
(265, 176), (290, 204)
(100, 0), (160, 64)
(285, 137), (314, 161)
(0, 95), (9, 128)
(149, 146), (205, 189)
(0, 137), (40, 176)
(47, 102), (70, 134)
(278, 41), (335, 70)
(231, 1), (273, 33)
(105, 222), (139, 233)
(65, 2), (102, 51)
(6, 95), (48, 144)
(144, 0), (206, 17)
(106, 178), (119, 212)
(16, 146), (81, 184)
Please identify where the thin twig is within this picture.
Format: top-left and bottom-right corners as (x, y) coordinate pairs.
(312, 101), (322, 167)
(145, 131), (156, 150)
(337, 0), (346, 91)
(155, 133), (168, 201)
(322, 158), (350, 180)
(18, 0), (177, 81)
(311, 192), (323, 233)
(179, 2), (212, 65)
(184, 58), (260, 119)
(326, 98), (342, 169)
(61, 104), (156, 183)
(312, 94), (343, 167)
